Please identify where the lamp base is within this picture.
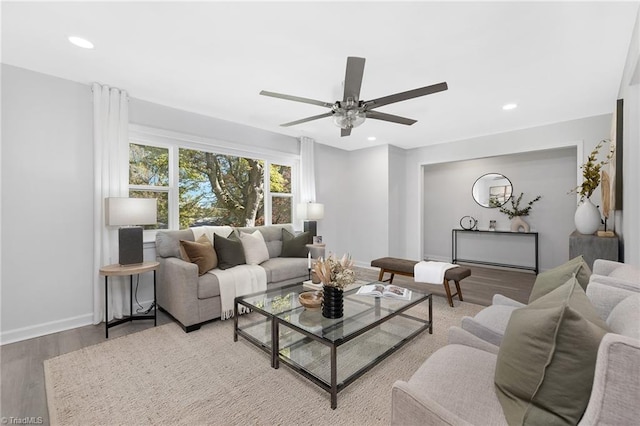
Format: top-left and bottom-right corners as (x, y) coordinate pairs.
(303, 221), (317, 237)
(119, 227), (143, 265)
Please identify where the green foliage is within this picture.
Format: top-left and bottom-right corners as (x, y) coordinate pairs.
(570, 139), (614, 202)
(499, 192), (542, 219)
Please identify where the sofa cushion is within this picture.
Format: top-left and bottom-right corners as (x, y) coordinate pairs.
(461, 304), (518, 346)
(156, 229), (194, 259)
(609, 263), (640, 282)
(197, 272), (221, 299)
(281, 229), (312, 257)
(180, 235), (217, 275)
(495, 277), (610, 426)
(606, 293), (640, 339)
(234, 224), (293, 258)
(260, 257), (308, 283)
(239, 230), (270, 265)
(214, 233), (246, 270)
(528, 255), (591, 303)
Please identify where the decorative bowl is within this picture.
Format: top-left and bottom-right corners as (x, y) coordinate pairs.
(298, 291), (323, 310)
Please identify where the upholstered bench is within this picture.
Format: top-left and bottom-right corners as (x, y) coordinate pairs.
(371, 257), (471, 307)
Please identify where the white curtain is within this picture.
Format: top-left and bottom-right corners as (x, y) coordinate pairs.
(92, 83), (130, 324)
(300, 136), (316, 202)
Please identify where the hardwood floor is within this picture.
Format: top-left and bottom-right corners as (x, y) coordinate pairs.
(0, 265), (534, 425)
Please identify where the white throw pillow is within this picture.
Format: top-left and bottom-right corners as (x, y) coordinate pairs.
(239, 230), (270, 265)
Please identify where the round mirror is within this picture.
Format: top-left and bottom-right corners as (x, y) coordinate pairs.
(472, 173), (513, 208)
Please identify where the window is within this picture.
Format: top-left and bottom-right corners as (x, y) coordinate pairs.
(179, 148), (266, 228)
(269, 163), (292, 225)
(129, 143), (169, 229)
(129, 133), (297, 231)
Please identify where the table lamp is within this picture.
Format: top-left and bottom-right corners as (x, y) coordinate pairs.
(297, 202), (324, 237)
(105, 197), (157, 265)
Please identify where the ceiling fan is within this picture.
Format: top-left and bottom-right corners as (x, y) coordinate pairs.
(260, 57), (448, 137)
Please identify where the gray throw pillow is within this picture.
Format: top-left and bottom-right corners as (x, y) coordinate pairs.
(528, 255), (591, 303)
(495, 277), (610, 425)
(214, 233), (246, 270)
(281, 229), (312, 258)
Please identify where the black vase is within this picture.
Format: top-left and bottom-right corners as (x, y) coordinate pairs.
(322, 285), (344, 319)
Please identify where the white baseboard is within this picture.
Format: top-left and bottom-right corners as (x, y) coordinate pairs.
(0, 313), (93, 346)
(0, 299), (155, 345)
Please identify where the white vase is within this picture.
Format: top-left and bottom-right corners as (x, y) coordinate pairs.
(574, 198), (601, 235)
(510, 216), (530, 232)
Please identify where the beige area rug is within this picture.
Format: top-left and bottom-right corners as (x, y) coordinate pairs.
(44, 297), (482, 426)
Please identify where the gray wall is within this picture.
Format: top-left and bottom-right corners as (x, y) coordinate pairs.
(617, 7), (640, 266)
(404, 114), (614, 265)
(315, 143), (390, 266)
(1, 64), (94, 342)
(129, 98), (299, 155)
(423, 148), (577, 270)
(0, 65), (301, 343)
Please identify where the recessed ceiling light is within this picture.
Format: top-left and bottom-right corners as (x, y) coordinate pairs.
(502, 103), (518, 111)
(68, 36), (94, 49)
(367, 136), (376, 141)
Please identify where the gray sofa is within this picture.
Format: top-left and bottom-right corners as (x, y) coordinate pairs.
(155, 224), (317, 332)
(391, 260), (640, 425)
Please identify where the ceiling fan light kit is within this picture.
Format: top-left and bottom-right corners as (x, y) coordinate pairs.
(260, 56), (448, 137)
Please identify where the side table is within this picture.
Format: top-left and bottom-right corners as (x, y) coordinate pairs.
(569, 230), (619, 269)
(99, 261), (159, 338)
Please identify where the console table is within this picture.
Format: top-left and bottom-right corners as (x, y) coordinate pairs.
(452, 229), (539, 274)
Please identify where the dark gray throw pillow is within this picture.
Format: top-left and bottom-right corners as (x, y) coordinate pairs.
(214, 233), (246, 270)
(281, 229), (312, 258)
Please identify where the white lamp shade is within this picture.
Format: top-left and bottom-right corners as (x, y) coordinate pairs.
(297, 202), (324, 220)
(105, 197), (157, 226)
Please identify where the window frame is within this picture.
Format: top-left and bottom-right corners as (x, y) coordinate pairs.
(129, 125), (300, 235)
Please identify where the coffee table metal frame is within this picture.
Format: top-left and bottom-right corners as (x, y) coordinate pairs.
(234, 282), (432, 409)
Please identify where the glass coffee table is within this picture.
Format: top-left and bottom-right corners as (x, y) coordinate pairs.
(234, 282), (432, 409)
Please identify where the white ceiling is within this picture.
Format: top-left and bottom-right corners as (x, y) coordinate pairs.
(2, 1), (638, 151)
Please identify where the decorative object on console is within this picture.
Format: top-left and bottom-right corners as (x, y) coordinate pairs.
(297, 202), (324, 237)
(105, 197), (157, 265)
(489, 220), (496, 231)
(459, 216), (478, 231)
(314, 253), (356, 318)
(570, 139), (614, 235)
(497, 192), (541, 233)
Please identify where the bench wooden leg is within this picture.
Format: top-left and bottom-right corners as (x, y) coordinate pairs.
(454, 280), (464, 302)
(378, 268), (395, 283)
(443, 279), (454, 307)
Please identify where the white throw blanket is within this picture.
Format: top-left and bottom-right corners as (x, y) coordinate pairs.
(414, 261), (459, 284)
(208, 264), (267, 320)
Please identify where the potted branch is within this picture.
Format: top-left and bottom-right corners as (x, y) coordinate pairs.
(498, 192), (542, 232)
(569, 140), (614, 235)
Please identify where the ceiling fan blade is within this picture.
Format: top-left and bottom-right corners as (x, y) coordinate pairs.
(366, 111), (417, 126)
(341, 128), (352, 137)
(281, 112), (333, 127)
(364, 82), (448, 110)
(260, 90), (334, 108)
(343, 57), (366, 102)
